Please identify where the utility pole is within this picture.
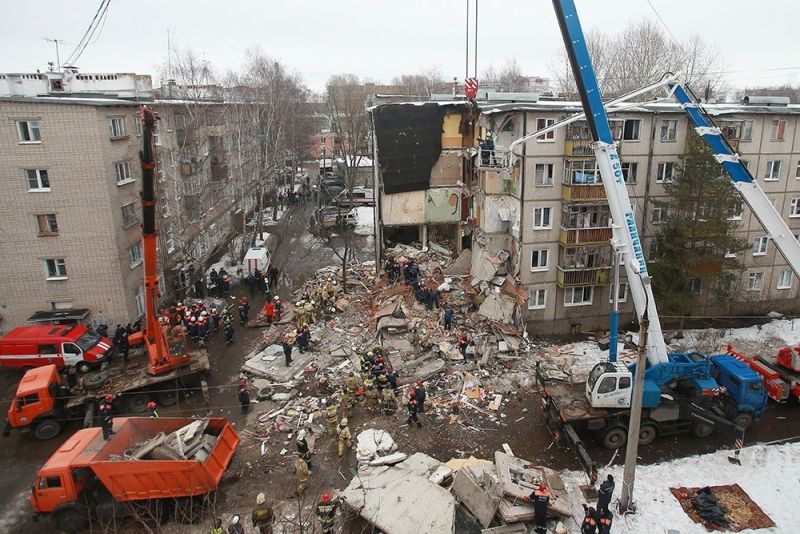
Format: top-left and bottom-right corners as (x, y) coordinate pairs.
(44, 38), (64, 72)
(619, 284), (650, 512)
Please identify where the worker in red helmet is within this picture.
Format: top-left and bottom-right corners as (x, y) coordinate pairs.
(406, 391), (422, 428)
(147, 401), (159, 418)
(414, 379), (427, 413)
(99, 401), (114, 440)
(522, 482), (550, 534)
(315, 491), (338, 533)
(239, 297), (250, 326)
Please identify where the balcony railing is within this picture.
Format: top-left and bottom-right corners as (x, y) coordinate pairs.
(559, 226), (613, 246)
(562, 183), (606, 202)
(564, 139), (594, 157)
(477, 148), (509, 169)
(557, 265), (612, 287)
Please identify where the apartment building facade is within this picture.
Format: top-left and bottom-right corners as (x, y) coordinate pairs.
(0, 72), (257, 334)
(475, 100), (800, 334)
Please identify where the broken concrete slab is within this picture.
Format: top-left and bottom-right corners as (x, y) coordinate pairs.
(443, 248), (472, 276)
(497, 499), (536, 523)
(445, 456), (494, 472)
(478, 292), (516, 324)
(369, 452), (408, 466)
(242, 347), (315, 381)
(452, 468), (501, 528)
(395, 452), (448, 479)
(438, 341), (464, 361)
(341, 466), (455, 534)
(271, 391), (296, 402)
(494, 452), (572, 518)
(481, 524), (527, 534)
(355, 428), (398, 465)
(377, 315), (409, 333)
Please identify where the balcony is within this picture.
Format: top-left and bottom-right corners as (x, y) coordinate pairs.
(559, 226), (613, 246)
(557, 265), (612, 287)
(562, 183), (606, 202)
(477, 148), (509, 170)
(564, 139), (594, 157)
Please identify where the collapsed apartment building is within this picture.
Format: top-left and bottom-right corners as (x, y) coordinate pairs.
(371, 97), (800, 335)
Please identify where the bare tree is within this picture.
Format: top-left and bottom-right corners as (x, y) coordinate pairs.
(391, 67), (445, 97)
(549, 19), (724, 98)
(481, 58), (530, 92)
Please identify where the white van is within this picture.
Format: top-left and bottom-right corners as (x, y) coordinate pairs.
(242, 246), (271, 275)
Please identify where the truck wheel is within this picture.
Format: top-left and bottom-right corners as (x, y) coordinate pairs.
(53, 506), (88, 533)
(637, 423), (658, 446)
(83, 372), (109, 390)
(157, 390), (178, 406)
(602, 427), (628, 449)
(733, 412), (754, 429)
(33, 419), (62, 441)
(125, 393), (150, 414)
(76, 361), (92, 374)
(692, 422), (714, 438)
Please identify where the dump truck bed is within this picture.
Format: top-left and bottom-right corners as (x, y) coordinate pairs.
(66, 349), (210, 410)
(39, 417), (238, 501)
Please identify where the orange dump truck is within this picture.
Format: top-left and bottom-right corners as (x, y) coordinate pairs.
(31, 417), (239, 532)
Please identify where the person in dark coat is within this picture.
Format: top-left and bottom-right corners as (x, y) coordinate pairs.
(267, 265), (279, 291)
(598, 509), (613, 534)
(581, 505), (598, 534)
(194, 278), (204, 298)
(597, 474), (615, 516)
(406, 394), (422, 428)
(238, 385), (251, 414)
(443, 305), (454, 330)
(414, 380), (427, 412)
(386, 367), (398, 390)
(282, 338), (293, 367)
(119, 327), (130, 363)
(99, 400), (114, 440)
(523, 483), (550, 534)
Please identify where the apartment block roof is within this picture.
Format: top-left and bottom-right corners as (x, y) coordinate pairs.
(480, 100), (800, 116)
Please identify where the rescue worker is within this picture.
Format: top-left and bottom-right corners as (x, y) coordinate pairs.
(325, 403), (339, 435)
(337, 418), (352, 458)
(316, 492), (338, 533)
(263, 299), (275, 325)
(295, 454), (310, 494)
(304, 299), (316, 323)
(224, 320), (235, 344)
(443, 304), (454, 330)
(376, 371), (389, 390)
(209, 517), (224, 534)
(523, 483), (551, 534)
(344, 371), (359, 394)
(251, 492), (274, 534)
(99, 400), (114, 440)
(340, 389), (353, 418)
(581, 505), (598, 534)
(282, 337), (293, 366)
(221, 275), (231, 297)
(274, 296), (283, 322)
(414, 379), (427, 413)
(364, 383), (379, 413)
(238, 297), (250, 326)
(597, 474), (615, 516)
(239, 384), (251, 414)
(598, 509), (613, 534)
(228, 514), (244, 534)
(386, 366), (398, 390)
(382, 385), (396, 415)
(297, 324), (311, 353)
(147, 401), (159, 418)
(406, 392), (422, 428)
(296, 430), (312, 468)
(210, 308), (220, 333)
(295, 299), (307, 325)
(267, 265), (279, 291)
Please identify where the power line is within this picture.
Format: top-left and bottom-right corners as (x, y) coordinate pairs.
(63, 0), (112, 67)
(645, 0), (679, 45)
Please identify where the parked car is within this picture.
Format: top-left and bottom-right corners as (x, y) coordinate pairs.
(315, 207), (358, 229)
(332, 187), (374, 207)
(0, 324), (111, 373)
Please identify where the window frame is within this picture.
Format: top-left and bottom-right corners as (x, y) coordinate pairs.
(114, 161), (134, 185)
(753, 236), (769, 256)
(530, 249), (549, 272)
(26, 169), (50, 191)
(747, 272), (764, 291)
(564, 285), (593, 307)
(659, 119), (678, 142)
(128, 241), (143, 268)
(656, 162), (675, 183)
(727, 202), (744, 221)
(608, 283), (628, 304)
(121, 202), (139, 228)
(651, 206), (665, 224)
(527, 288), (547, 310)
(135, 285), (145, 316)
(777, 269), (793, 290)
(109, 117), (126, 139)
(764, 160), (782, 181)
(789, 198), (800, 218)
(17, 120), (41, 143)
(687, 278), (703, 295)
(622, 119), (641, 141)
(36, 214), (59, 236)
(536, 118), (555, 142)
(533, 207), (552, 229)
(770, 119), (786, 142)
(741, 120), (754, 142)
(43, 258), (67, 280)
(534, 163), (555, 186)
(620, 162), (638, 184)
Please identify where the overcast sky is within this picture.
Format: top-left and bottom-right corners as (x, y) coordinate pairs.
(2, 0), (799, 94)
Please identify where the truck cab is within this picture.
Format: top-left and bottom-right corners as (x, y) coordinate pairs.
(710, 354), (767, 427)
(5, 365), (66, 440)
(586, 361), (632, 408)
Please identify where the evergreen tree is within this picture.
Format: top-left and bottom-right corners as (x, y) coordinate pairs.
(650, 132), (746, 321)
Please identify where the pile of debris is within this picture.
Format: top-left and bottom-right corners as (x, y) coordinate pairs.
(127, 419), (219, 462)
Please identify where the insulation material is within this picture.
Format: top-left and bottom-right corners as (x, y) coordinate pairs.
(483, 196), (520, 237)
(381, 190), (426, 225)
(373, 103), (445, 194)
(442, 114), (466, 148)
(430, 152), (463, 186)
(426, 187), (462, 223)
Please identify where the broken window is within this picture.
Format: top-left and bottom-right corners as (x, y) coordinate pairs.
(622, 119), (641, 141)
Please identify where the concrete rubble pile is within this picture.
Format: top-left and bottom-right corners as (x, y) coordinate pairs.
(125, 418), (219, 462)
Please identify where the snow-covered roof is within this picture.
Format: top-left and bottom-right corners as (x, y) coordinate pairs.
(0, 95), (142, 107)
(480, 100), (800, 116)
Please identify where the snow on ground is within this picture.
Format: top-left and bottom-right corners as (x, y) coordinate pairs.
(560, 441), (800, 533)
(354, 206), (374, 236)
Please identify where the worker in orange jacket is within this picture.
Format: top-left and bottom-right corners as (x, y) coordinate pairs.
(523, 483), (550, 534)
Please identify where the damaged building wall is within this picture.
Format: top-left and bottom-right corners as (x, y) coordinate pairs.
(481, 195), (520, 237)
(426, 187), (462, 223)
(381, 190), (427, 225)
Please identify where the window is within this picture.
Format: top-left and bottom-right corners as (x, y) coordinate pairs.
(660, 119), (677, 142)
(26, 169), (50, 191)
(165, 225), (175, 253)
(38, 476), (62, 490)
(688, 278), (703, 295)
(534, 163), (554, 186)
(38, 344), (58, 354)
(43, 259), (67, 279)
(36, 214), (58, 235)
(742, 120), (753, 142)
(618, 376), (631, 390)
(651, 206), (666, 224)
(533, 207), (552, 229)
(790, 198), (800, 218)
(536, 118), (555, 141)
(770, 119), (786, 142)
(765, 160), (782, 181)
(128, 242), (143, 268)
(609, 283), (628, 303)
(747, 272), (764, 291)
(727, 202), (743, 221)
(160, 189), (171, 217)
(153, 130), (161, 146)
(17, 120), (41, 142)
(753, 236), (769, 256)
(777, 270), (793, 289)
(135, 285), (145, 316)
(648, 240), (659, 258)
(597, 376), (617, 394)
(115, 161), (133, 185)
(622, 120), (641, 141)
(620, 162), (638, 184)
(656, 162), (675, 183)
(109, 117), (126, 138)
(121, 202), (138, 227)
(135, 117), (142, 136)
(725, 249), (737, 259)
(530, 249), (549, 271)
(528, 288), (547, 310)
(564, 286), (593, 306)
